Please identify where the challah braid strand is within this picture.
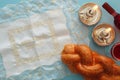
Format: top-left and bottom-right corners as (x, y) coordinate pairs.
(61, 44), (120, 80)
(75, 45), (104, 77)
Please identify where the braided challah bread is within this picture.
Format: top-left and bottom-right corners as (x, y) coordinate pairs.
(61, 44), (120, 80)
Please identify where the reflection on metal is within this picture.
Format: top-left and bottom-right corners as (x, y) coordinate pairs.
(79, 3), (102, 26)
(92, 23), (115, 46)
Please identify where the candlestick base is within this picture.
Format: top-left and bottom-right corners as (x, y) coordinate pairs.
(92, 23), (115, 46)
(79, 3), (102, 26)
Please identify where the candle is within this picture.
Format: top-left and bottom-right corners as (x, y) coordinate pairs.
(100, 28), (111, 38)
(86, 5), (97, 17)
(103, 28), (111, 36)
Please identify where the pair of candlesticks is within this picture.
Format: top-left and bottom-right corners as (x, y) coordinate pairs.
(79, 2), (120, 60)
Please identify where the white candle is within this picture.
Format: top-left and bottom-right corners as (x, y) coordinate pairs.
(102, 28), (111, 37)
(86, 5), (98, 17)
(96, 27), (111, 43)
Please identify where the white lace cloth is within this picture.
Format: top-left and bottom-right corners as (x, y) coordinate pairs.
(0, 9), (72, 77)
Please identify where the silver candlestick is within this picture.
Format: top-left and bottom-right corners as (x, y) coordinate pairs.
(92, 23), (115, 46)
(79, 3), (102, 26)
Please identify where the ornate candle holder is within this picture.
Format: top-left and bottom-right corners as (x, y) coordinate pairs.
(79, 3), (102, 26)
(92, 23), (115, 46)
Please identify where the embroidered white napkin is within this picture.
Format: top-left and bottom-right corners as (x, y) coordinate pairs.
(0, 9), (72, 77)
